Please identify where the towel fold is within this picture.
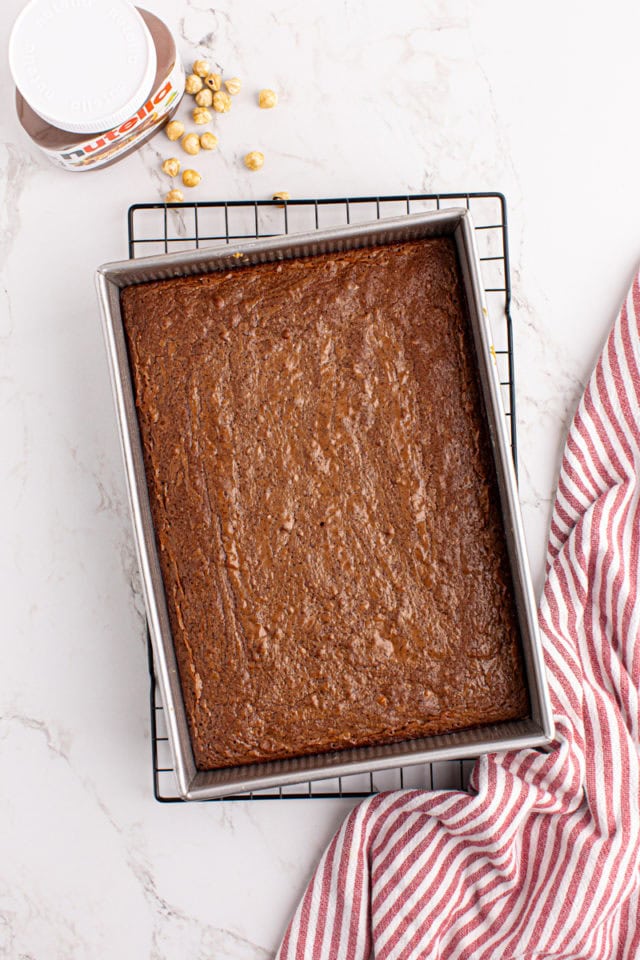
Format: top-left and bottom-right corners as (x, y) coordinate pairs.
(276, 273), (640, 960)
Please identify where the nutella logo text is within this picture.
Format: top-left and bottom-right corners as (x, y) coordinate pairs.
(60, 80), (178, 161)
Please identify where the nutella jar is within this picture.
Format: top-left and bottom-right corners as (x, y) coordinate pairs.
(9, 0), (185, 171)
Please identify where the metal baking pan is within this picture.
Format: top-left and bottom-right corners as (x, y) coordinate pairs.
(96, 209), (554, 800)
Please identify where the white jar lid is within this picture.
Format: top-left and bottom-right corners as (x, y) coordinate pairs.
(9, 0), (157, 135)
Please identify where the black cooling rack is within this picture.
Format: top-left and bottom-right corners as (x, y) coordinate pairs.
(128, 192), (515, 802)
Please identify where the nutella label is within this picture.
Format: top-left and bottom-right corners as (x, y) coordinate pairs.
(43, 58), (183, 170)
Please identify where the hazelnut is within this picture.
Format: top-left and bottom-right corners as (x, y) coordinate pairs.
(213, 90), (232, 113)
(193, 106), (212, 125)
(200, 132), (219, 151)
(182, 168), (202, 188)
(205, 72), (222, 91)
(281, 511), (295, 531)
(181, 132), (201, 155)
(244, 150), (264, 171)
(272, 191), (290, 203)
(185, 74), (203, 95)
(165, 120), (185, 141)
(258, 89), (278, 109)
(225, 77), (242, 95)
(193, 59), (210, 78)
(165, 189), (184, 203)
(161, 157), (180, 177)
(195, 88), (213, 107)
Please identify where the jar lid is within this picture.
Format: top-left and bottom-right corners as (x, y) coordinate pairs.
(9, 0), (157, 135)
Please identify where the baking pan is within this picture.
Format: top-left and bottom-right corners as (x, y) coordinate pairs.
(96, 208), (554, 800)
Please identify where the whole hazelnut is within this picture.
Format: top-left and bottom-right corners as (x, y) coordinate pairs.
(182, 169), (202, 188)
(200, 132), (219, 151)
(195, 88), (213, 107)
(193, 59), (210, 78)
(213, 90), (232, 113)
(165, 189), (184, 203)
(225, 77), (242, 95)
(205, 72), (222, 91)
(244, 150), (264, 171)
(165, 120), (185, 141)
(161, 157), (180, 177)
(193, 106), (212, 125)
(185, 74), (203, 95)
(258, 89), (278, 109)
(181, 132), (201, 155)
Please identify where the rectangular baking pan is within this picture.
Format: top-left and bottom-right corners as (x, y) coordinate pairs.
(96, 208), (554, 800)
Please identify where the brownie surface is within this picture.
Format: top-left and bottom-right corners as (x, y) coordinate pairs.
(121, 237), (529, 770)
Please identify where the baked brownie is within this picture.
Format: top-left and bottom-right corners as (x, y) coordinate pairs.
(121, 237), (529, 770)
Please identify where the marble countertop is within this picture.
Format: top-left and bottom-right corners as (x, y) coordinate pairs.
(2, 1), (640, 956)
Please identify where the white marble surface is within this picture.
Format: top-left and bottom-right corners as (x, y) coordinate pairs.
(2, 0), (640, 956)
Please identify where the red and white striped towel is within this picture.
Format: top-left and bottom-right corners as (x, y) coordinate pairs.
(276, 275), (640, 959)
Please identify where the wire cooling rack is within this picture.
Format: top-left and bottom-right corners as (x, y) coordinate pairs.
(128, 192), (515, 802)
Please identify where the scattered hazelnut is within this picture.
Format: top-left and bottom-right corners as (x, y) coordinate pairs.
(182, 168), (202, 188)
(213, 90), (232, 113)
(165, 189), (184, 203)
(272, 191), (290, 203)
(185, 74), (203, 95)
(161, 157), (180, 177)
(205, 72), (222, 91)
(258, 88), (278, 109)
(200, 132), (219, 151)
(165, 120), (185, 141)
(193, 106), (212, 125)
(181, 132), (201, 155)
(195, 88), (213, 107)
(244, 150), (264, 171)
(193, 59), (210, 78)
(225, 77), (242, 95)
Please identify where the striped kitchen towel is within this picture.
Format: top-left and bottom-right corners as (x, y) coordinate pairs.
(276, 274), (640, 959)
